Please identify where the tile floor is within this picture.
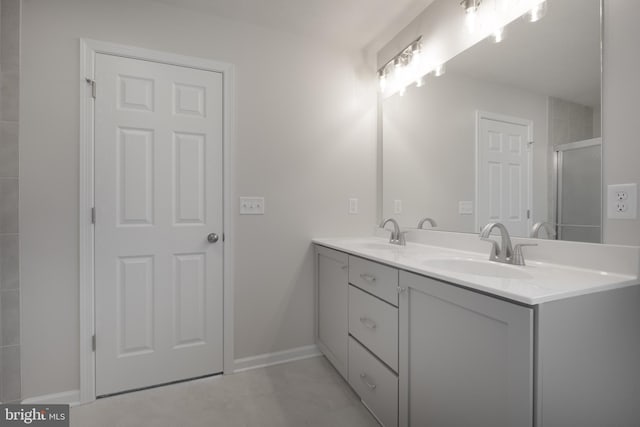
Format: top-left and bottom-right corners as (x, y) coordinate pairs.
(71, 356), (379, 427)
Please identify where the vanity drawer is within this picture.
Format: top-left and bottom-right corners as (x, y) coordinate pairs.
(349, 337), (398, 427)
(349, 256), (398, 306)
(348, 285), (398, 371)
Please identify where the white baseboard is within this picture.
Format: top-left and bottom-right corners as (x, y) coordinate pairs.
(19, 347), (321, 405)
(234, 344), (321, 373)
(21, 390), (81, 407)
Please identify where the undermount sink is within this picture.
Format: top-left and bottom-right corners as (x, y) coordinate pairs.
(422, 258), (534, 280)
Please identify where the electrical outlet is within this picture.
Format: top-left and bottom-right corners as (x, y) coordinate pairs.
(616, 191), (628, 201)
(616, 201), (627, 213)
(607, 184), (637, 219)
(348, 198), (359, 215)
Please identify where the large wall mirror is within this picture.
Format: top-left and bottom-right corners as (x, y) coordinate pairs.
(382, 0), (601, 242)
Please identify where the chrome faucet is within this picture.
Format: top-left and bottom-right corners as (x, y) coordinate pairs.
(480, 222), (514, 263)
(379, 218), (406, 246)
(480, 222), (537, 265)
(530, 221), (556, 239)
(417, 217), (437, 229)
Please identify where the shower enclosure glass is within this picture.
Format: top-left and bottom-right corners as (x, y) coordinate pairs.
(555, 138), (602, 243)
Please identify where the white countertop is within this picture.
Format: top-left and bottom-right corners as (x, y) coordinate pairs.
(312, 236), (640, 305)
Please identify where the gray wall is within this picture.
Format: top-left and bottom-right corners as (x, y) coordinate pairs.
(20, 0), (377, 399)
(602, 0), (640, 245)
(0, 0), (21, 403)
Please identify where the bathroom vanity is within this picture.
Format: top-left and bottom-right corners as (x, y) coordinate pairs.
(313, 235), (640, 427)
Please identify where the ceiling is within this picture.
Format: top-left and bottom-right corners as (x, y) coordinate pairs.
(150, 0), (435, 50)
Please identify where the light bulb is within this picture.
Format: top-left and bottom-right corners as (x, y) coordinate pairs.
(528, 0), (547, 23)
(411, 41), (421, 56)
(461, 0), (481, 32)
(493, 26), (505, 43)
(465, 9), (477, 33)
(379, 72), (387, 92)
(415, 76), (424, 88)
(399, 87), (406, 97)
(434, 63), (446, 77)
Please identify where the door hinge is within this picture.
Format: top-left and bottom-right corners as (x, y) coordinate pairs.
(91, 207), (96, 224)
(92, 334), (96, 352)
(527, 209), (531, 219)
(85, 78), (96, 99)
(222, 233), (225, 242)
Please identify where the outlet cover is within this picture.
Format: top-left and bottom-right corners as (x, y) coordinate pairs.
(607, 184), (637, 219)
(240, 197), (265, 215)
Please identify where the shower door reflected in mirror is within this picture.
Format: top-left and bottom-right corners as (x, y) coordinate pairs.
(382, 0), (601, 241)
(555, 139), (602, 243)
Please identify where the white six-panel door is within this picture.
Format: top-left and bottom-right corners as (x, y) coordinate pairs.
(94, 53), (224, 396)
(477, 113), (532, 237)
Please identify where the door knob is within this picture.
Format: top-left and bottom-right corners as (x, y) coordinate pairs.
(207, 233), (219, 243)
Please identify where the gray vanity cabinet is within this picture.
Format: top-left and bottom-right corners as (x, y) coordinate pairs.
(399, 271), (534, 427)
(315, 246), (349, 378)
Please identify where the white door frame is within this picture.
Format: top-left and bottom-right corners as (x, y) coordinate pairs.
(475, 110), (534, 234)
(79, 38), (235, 404)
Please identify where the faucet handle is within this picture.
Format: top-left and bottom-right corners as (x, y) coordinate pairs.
(480, 237), (500, 262)
(512, 243), (538, 266)
(397, 231), (409, 246)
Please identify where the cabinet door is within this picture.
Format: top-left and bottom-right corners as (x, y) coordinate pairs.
(399, 271), (533, 427)
(315, 245), (349, 378)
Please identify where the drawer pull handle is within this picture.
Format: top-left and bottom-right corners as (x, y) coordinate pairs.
(359, 317), (377, 329)
(359, 273), (376, 283)
(360, 373), (377, 390)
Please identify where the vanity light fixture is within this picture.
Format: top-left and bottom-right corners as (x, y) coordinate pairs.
(380, 0), (551, 96)
(377, 36), (425, 96)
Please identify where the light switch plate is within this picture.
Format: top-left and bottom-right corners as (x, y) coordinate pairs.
(348, 198), (359, 215)
(394, 200), (402, 214)
(240, 197), (265, 215)
(459, 201), (473, 215)
(607, 184), (637, 219)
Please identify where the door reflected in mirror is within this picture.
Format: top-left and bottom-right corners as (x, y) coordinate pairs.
(382, 0), (601, 242)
